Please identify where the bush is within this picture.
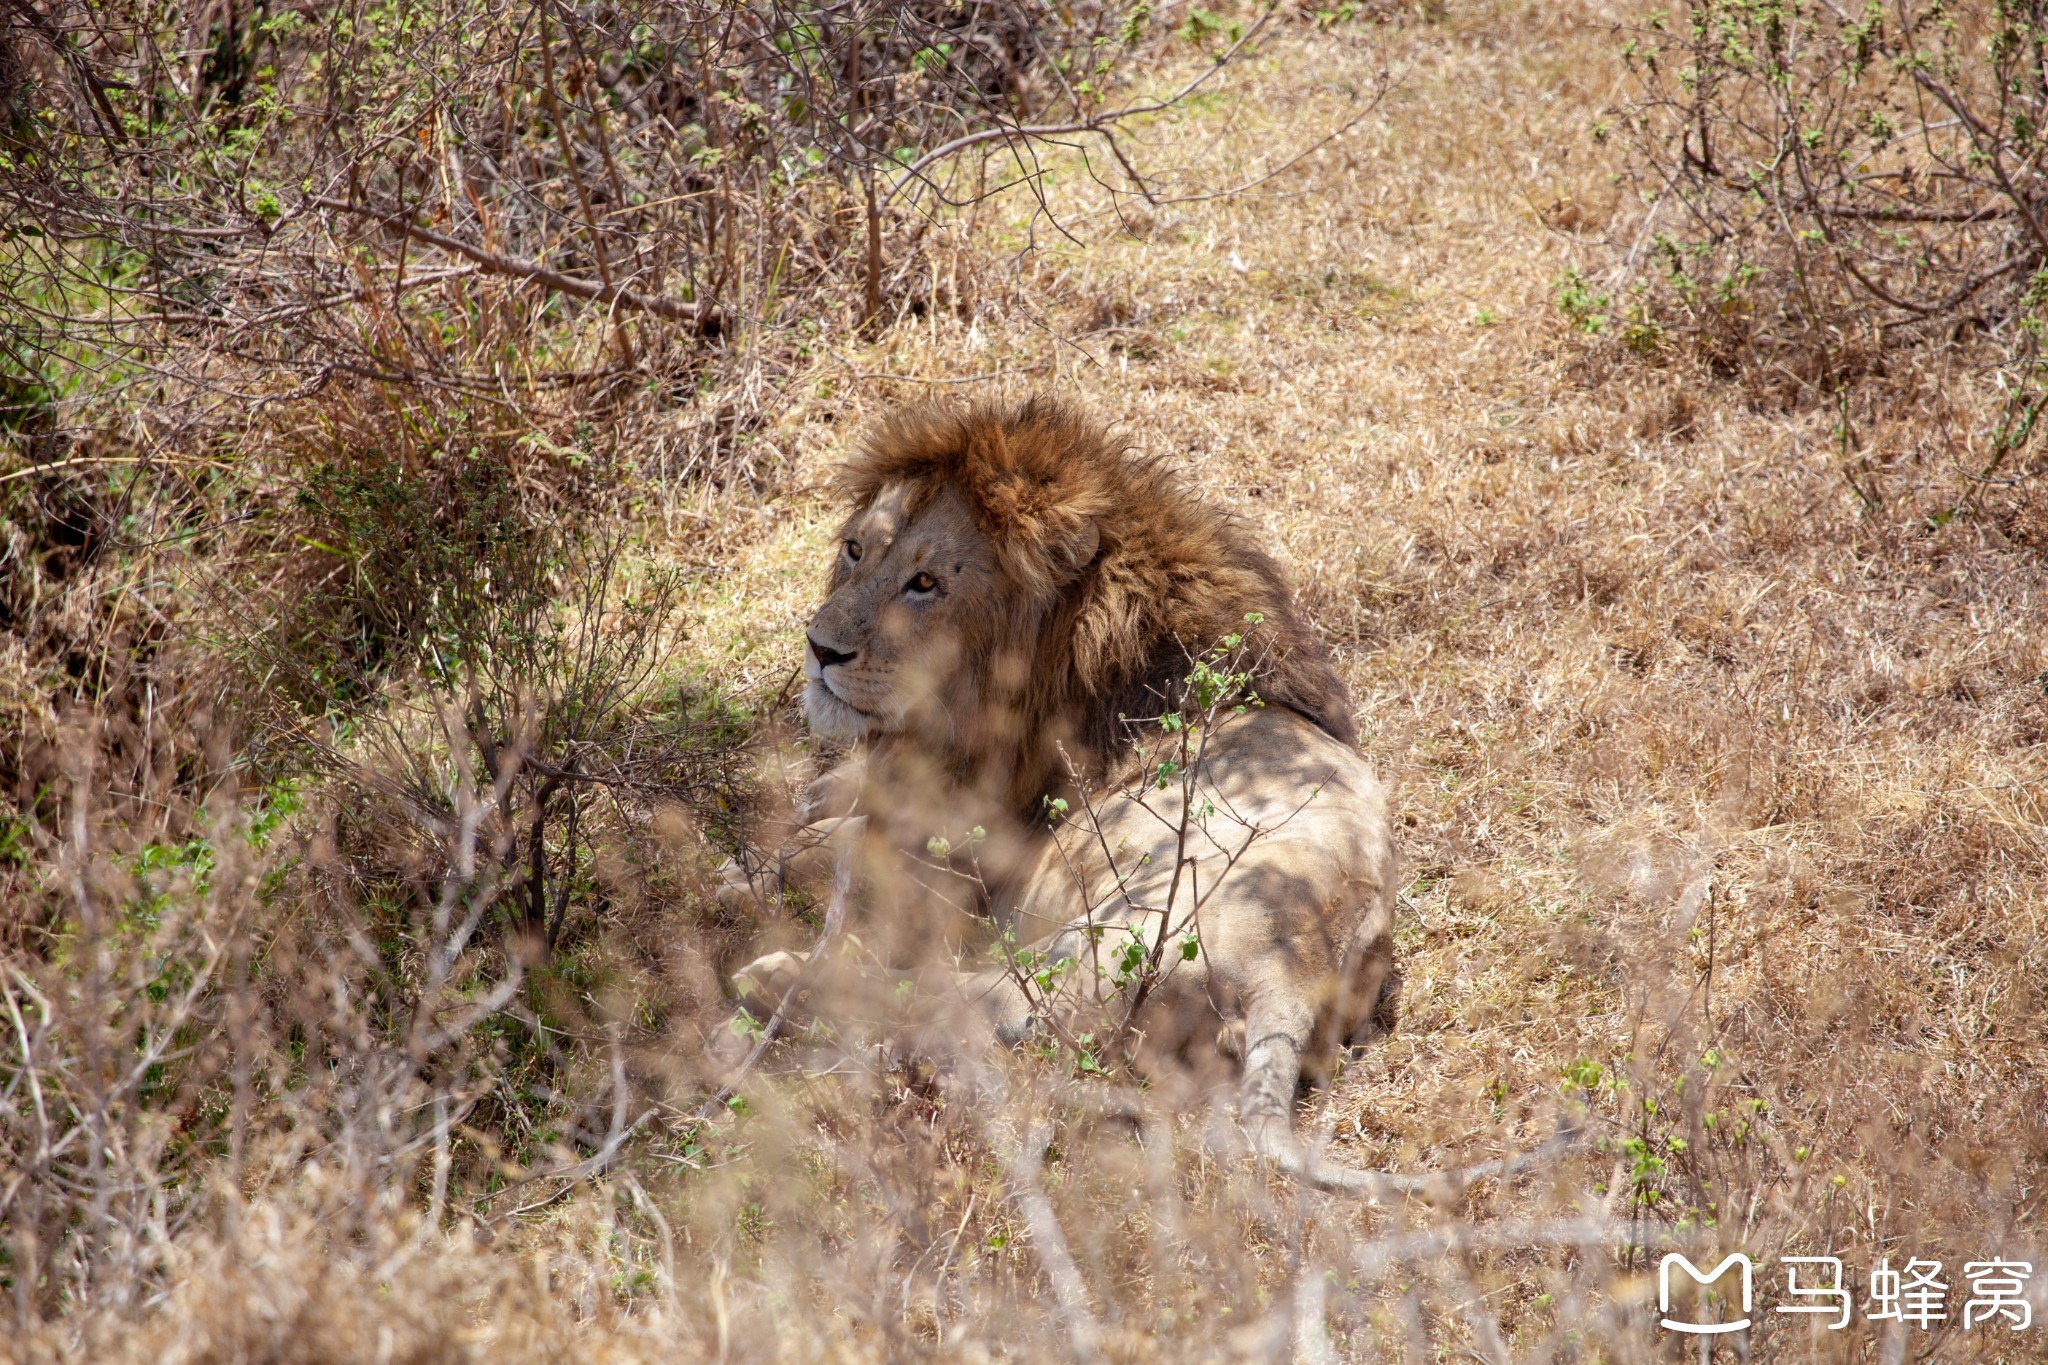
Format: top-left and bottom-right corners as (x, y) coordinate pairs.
(0, 0), (1167, 456)
(1614, 0), (2048, 481)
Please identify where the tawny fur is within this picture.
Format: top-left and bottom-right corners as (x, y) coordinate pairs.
(835, 398), (1356, 813)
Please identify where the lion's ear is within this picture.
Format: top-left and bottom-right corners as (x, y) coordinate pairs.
(990, 505), (1098, 602)
(954, 400), (1103, 592)
(1053, 518), (1100, 582)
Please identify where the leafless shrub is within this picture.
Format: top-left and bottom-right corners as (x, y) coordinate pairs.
(0, 685), (1632, 1361)
(0, 729), (520, 1328)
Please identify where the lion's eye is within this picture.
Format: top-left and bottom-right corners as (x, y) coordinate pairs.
(844, 539), (863, 562)
(906, 570), (937, 595)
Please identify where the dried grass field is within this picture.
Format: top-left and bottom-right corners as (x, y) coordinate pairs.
(5, 0), (2048, 1360)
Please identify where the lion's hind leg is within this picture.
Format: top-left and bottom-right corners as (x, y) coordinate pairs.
(1317, 928), (1397, 1076)
(1233, 922), (1392, 1170)
(1236, 990), (1320, 1160)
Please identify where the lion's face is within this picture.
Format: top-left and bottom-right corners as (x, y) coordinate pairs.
(803, 481), (1003, 741)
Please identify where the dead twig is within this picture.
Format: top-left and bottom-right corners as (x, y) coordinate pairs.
(310, 196), (720, 331)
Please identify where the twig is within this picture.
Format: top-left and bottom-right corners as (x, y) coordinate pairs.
(0, 455), (233, 485)
(1267, 1113), (1587, 1202)
(835, 359), (1051, 386)
(992, 1110), (1103, 1361)
(1292, 1263), (1338, 1365)
(483, 1106), (659, 1216)
(310, 196), (720, 329)
(1136, 85), (1389, 210)
(886, 0), (1285, 206)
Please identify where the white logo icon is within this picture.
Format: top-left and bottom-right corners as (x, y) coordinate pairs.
(1660, 1253), (1754, 1335)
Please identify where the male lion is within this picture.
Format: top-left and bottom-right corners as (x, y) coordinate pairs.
(728, 400), (1534, 1195)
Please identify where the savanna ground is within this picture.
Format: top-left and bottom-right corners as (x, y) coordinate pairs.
(6, 0), (2048, 1359)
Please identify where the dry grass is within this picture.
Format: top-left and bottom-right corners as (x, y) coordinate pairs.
(668, 0), (2048, 1353)
(10, 1), (2048, 1360)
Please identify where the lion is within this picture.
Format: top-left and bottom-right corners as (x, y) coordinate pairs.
(725, 399), (1548, 1196)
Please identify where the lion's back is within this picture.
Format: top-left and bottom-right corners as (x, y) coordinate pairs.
(1000, 707), (1394, 959)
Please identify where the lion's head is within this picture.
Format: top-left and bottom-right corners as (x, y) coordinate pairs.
(803, 398), (1356, 815)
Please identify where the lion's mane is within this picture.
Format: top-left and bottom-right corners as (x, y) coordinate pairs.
(838, 398), (1356, 812)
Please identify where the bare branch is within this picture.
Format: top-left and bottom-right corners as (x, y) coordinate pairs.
(309, 196), (720, 330)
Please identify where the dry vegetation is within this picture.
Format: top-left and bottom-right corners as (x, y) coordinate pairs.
(4, 0), (2047, 1360)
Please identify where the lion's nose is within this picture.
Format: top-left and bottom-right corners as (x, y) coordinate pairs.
(808, 635), (857, 669)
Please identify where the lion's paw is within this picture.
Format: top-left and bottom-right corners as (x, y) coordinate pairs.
(731, 949), (810, 1005)
(715, 858), (770, 914)
(799, 762), (865, 822)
